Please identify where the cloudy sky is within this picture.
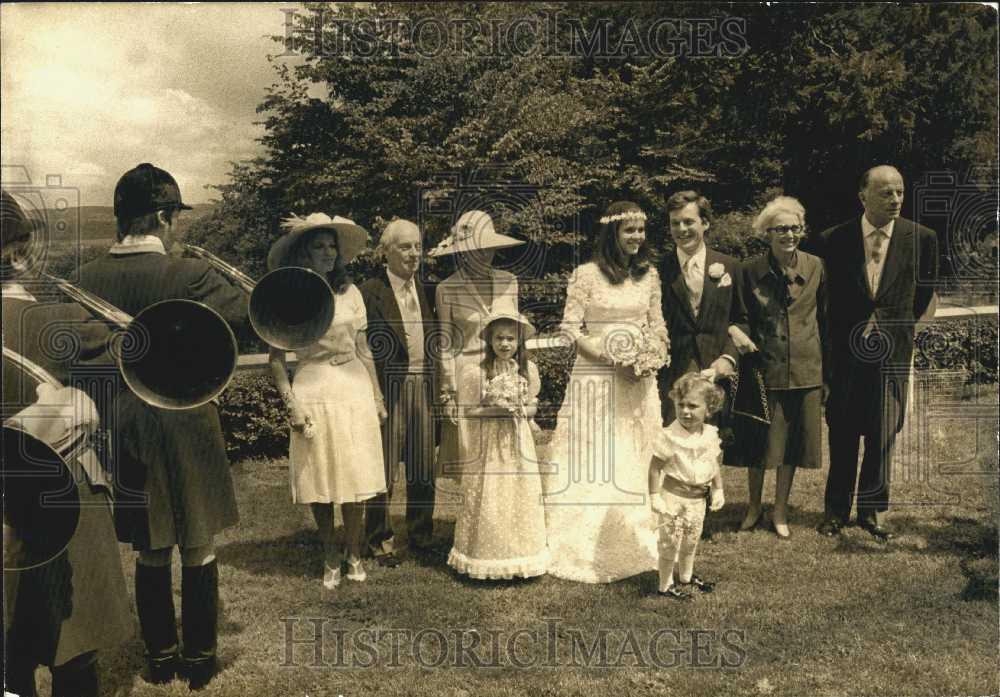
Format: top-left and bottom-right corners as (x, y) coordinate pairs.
(2, 3), (310, 206)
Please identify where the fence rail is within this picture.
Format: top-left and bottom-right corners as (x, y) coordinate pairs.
(234, 303), (998, 372)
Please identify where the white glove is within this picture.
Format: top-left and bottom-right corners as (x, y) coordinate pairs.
(8, 384), (99, 447)
(650, 493), (669, 515)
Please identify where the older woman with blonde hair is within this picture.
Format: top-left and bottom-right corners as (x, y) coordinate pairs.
(728, 196), (829, 539)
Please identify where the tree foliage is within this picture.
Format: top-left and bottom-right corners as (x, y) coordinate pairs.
(187, 2), (997, 283)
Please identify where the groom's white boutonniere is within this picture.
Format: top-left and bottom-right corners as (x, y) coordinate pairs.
(708, 262), (732, 287)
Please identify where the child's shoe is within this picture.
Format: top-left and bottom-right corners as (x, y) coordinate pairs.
(657, 583), (692, 601)
(678, 574), (715, 593)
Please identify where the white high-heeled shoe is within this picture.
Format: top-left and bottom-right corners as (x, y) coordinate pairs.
(323, 564), (342, 589)
(346, 558), (367, 582)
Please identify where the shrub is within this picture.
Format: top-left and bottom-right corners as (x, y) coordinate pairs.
(217, 371), (290, 462)
(915, 318), (998, 384)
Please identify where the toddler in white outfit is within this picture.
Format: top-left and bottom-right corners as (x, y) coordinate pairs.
(649, 372), (726, 599)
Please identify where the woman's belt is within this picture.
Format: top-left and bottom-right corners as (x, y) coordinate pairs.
(661, 474), (711, 499)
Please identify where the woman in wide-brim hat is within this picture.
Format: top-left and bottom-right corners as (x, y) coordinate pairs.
(447, 309), (550, 580)
(267, 212), (388, 591)
(432, 210), (526, 478)
(267, 213), (369, 271)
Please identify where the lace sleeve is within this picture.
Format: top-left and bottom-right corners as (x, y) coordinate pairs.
(559, 264), (593, 343)
(646, 268), (670, 355)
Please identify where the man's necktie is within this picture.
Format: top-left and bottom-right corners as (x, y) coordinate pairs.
(871, 228), (887, 264)
(684, 257), (702, 317)
(401, 279), (424, 364)
(402, 279), (418, 313)
(863, 228), (888, 336)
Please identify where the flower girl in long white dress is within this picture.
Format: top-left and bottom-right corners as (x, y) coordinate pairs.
(448, 312), (549, 579)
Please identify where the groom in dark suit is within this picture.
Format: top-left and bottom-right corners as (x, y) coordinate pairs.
(359, 219), (439, 566)
(658, 190), (749, 424)
(810, 165), (938, 541)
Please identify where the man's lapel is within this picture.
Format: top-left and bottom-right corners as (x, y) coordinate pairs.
(696, 248), (720, 328)
(846, 220), (870, 298)
(875, 219), (910, 300)
(664, 253), (695, 325)
(414, 277), (432, 322)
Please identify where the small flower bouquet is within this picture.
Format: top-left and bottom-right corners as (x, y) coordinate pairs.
(483, 372), (530, 414)
(607, 325), (670, 378)
(302, 415), (316, 440)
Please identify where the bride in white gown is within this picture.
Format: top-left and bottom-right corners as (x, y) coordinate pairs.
(544, 201), (670, 583)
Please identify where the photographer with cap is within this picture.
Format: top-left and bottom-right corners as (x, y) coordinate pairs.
(78, 163), (248, 690)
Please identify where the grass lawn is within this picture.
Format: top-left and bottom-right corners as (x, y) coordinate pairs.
(34, 387), (999, 697)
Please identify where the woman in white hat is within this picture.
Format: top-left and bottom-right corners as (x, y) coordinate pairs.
(267, 213), (387, 590)
(429, 210), (525, 477)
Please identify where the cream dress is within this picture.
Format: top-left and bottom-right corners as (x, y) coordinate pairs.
(288, 284), (387, 504)
(448, 359), (549, 579)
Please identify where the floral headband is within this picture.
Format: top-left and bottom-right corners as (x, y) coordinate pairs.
(599, 210), (647, 225)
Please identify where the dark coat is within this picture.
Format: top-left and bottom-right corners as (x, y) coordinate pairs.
(808, 216), (938, 433)
(740, 251), (829, 389)
(2, 292), (132, 667)
(658, 247), (749, 401)
(77, 250), (247, 549)
(358, 269), (440, 415)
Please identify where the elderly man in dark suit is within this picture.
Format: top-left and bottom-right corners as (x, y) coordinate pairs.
(811, 165), (938, 541)
(658, 190), (749, 424)
(359, 219), (440, 567)
(77, 163), (247, 689)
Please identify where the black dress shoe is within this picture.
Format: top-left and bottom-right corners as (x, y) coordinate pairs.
(858, 518), (895, 542)
(817, 517), (843, 537)
(678, 575), (715, 593)
(375, 552), (401, 568)
(657, 584), (692, 601)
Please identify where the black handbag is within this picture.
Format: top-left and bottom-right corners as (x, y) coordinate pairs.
(720, 353), (771, 467)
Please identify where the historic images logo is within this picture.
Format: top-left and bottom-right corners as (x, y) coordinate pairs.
(281, 618), (748, 670)
(278, 10), (749, 60)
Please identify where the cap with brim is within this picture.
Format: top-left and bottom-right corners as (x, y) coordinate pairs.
(427, 210), (526, 258)
(478, 311), (537, 342)
(113, 163), (192, 221)
(267, 213), (369, 271)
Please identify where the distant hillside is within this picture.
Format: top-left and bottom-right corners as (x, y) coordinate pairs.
(43, 203), (217, 241)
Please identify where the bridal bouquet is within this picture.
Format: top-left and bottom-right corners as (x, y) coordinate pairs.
(607, 325), (669, 378)
(483, 371), (530, 414)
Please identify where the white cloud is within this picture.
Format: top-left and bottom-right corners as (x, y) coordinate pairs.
(1, 3), (296, 205)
